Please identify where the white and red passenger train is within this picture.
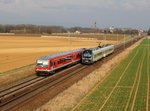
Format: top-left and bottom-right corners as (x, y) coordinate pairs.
(35, 48), (85, 75)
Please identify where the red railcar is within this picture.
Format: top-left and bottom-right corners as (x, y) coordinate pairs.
(35, 48), (85, 75)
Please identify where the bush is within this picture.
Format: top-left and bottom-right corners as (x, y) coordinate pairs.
(148, 29), (150, 35)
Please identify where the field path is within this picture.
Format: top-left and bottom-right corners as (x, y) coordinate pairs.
(98, 50), (139, 111)
(130, 51), (145, 111)
(124, 49), (145, 111)
(146, 43), (150, 111)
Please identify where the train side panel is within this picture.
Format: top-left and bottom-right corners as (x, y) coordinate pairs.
(93, 50), (104, 62)
(36, 49), (83, 75)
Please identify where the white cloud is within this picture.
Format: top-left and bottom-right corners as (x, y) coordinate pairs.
(0, 0), (14, 4)
(0, 0), (149, 29)
(118, 0), (150, 10)
(0, 0), (150, 14)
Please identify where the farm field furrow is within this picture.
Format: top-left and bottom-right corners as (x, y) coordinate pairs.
(147, 42), (150, 111)
(0, 36), (101, 73)
(72, 39), (150, 111)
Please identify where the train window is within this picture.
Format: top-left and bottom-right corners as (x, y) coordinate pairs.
(50, 61), (53, 66)
(66, 56), (73, 60)
(94, 52), (102, 58)
(106, 50), (109, 53)
(58, 58), (66, 64)
(98, 52), (102, 56)
(58, 60), (60, 64)
(77, 53), (81, 58)
(61, 58), (66, 62)
(54, 61), (56, 66)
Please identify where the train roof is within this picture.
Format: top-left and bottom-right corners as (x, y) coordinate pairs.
(37, 48), (84, 61)
(84, 44), (114, 53)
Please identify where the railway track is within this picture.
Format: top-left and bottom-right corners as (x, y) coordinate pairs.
(0, 64), (86, 111)
(0, 36), (144, 111)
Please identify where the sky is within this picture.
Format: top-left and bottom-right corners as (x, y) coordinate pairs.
(0, 0), (149, 29)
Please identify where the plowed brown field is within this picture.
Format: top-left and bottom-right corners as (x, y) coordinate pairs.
(0, 36), (118, 73)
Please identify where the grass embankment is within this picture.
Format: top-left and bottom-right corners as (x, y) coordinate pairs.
(0, 64), (34, 76)
(72, 39), (150, 111)
(0, 64), (35, 87)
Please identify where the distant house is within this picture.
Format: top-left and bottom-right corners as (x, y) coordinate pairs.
(75, 30), (81, 34)
(109, 26), (114, 34)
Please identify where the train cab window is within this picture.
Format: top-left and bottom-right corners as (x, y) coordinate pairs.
(36, 61), (48, 68)
(42, 61), (48, 68)
(83, 50), (92, 58)
(37, 63), (43, 66)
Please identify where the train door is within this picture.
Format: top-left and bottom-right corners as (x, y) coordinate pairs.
(50, 60), (53, 70)
(50, 60), (57, 69)
(77, 52), (81, 59)
(53, 60), (57, 68)
(72, 53), (75, 61)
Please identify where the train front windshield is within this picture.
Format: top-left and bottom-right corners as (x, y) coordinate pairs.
(83, 50), (92, 58)
(36, 60), (48, 68)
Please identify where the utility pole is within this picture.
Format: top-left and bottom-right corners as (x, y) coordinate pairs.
(124, 34), (125, 50)
(94, 21), (97, 33)
(3, 25), (6, 33)
(24, 26), (26, 33)
(117, 34), (119, 44)
(39, 26), (41, 34)
(67, 31), (71, 50)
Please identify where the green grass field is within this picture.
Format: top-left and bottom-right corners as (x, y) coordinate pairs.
(72, 39), (150, 111)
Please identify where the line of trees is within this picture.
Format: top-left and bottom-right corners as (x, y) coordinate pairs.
(0, 24), (66, 34)
(69, 27), (141, 35)
(110, 28), (139, 35)
(148, 29), (150, 35)
(0, 24), (141, 35)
